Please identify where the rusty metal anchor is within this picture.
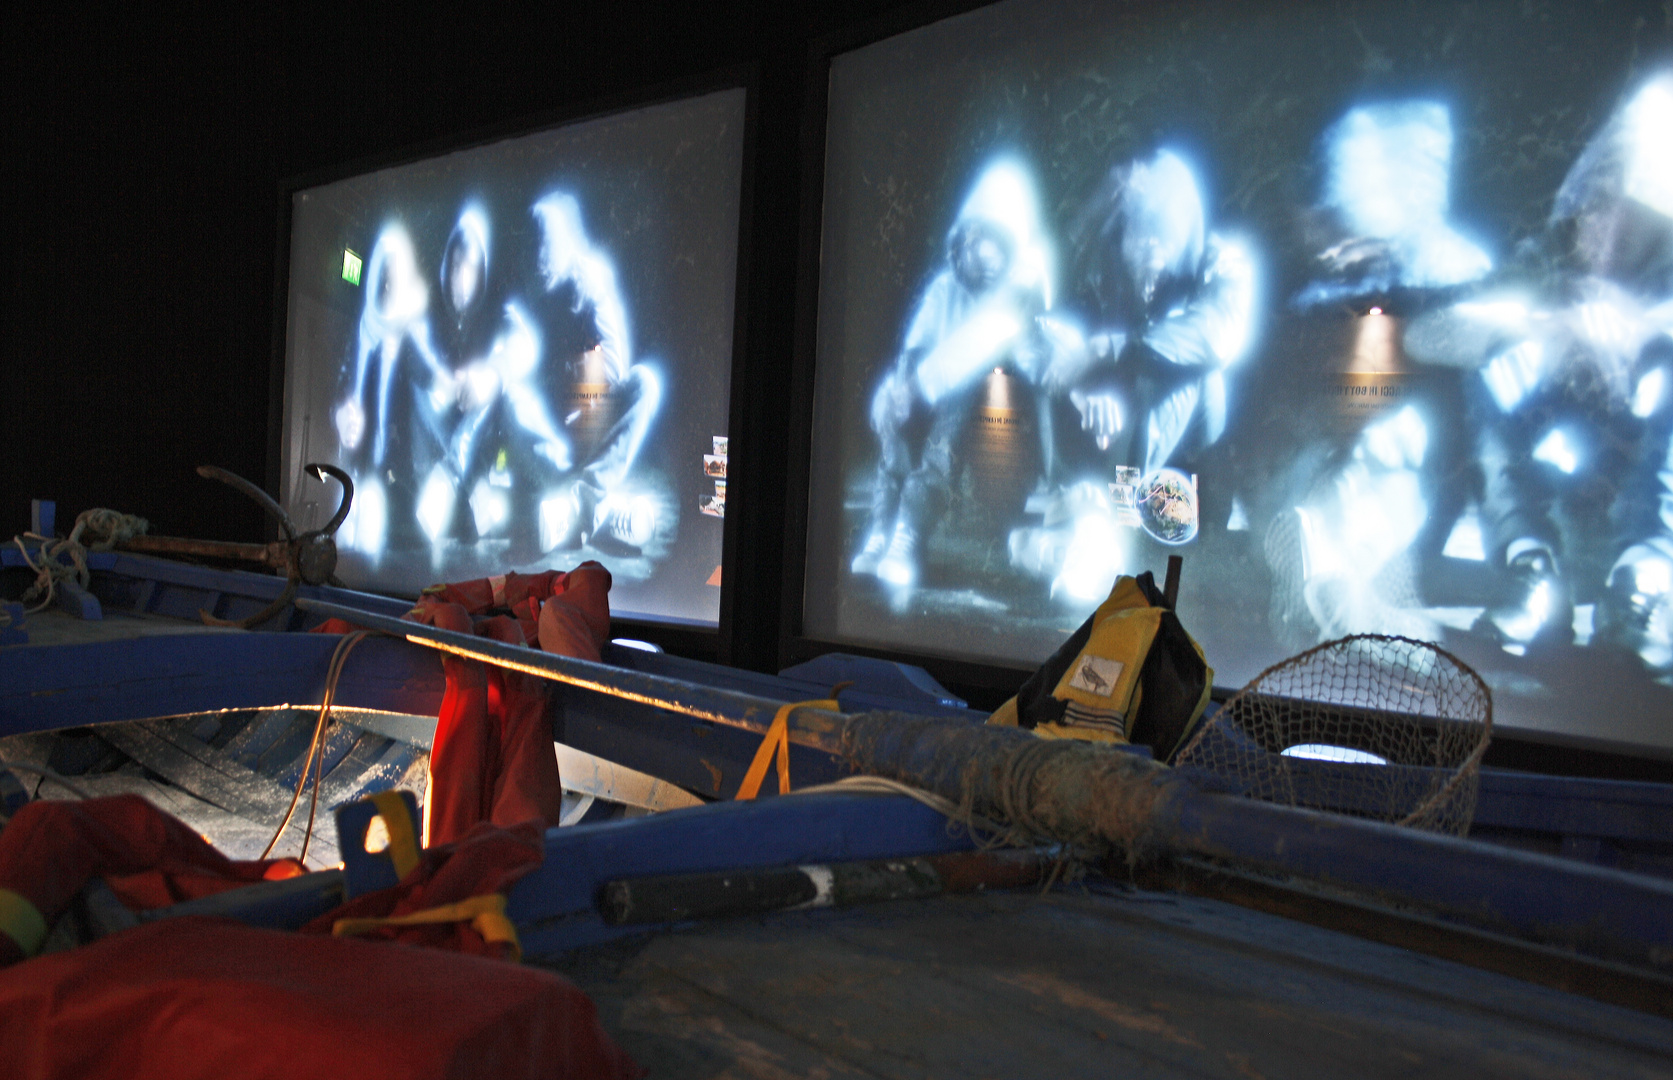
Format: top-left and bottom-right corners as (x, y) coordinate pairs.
(120, 464), (352, 629)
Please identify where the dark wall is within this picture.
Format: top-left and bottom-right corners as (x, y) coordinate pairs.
(0, 2), (930, 671)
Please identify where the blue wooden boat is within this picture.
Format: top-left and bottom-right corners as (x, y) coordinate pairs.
(4, 542), (1672, 1077)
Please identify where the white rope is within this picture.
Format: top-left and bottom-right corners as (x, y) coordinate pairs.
(788, 774), (1007, 836)
(15, 509), (148, 614)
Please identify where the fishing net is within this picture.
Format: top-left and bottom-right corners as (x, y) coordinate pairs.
(1172, 634), (1492, 835)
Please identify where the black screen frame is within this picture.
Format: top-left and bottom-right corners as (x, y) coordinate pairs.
(779, 0), (1041, 710)
(776, 0), (1673, 769)
(267, 65), (759, 660)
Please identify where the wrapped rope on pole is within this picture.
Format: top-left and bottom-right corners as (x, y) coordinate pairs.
(837, 712), (1190, 860)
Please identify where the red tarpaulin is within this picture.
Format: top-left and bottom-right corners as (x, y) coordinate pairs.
(0, 917), (642, 1080)
(0, 797), (641, 1078)
(0, 794), (302, 968)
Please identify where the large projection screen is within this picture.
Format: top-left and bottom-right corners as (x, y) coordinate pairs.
(805, 0), (1673, 752)
(279, 89), (744, 626)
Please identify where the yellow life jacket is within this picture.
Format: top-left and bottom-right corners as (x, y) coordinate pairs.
(988, 571), (1212, 760)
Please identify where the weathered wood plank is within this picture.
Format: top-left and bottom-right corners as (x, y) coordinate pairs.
(553, 889), (1673, 1080)
(97, 723), (293, 821)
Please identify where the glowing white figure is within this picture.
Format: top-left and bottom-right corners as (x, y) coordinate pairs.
(534, 194), (631, 386)
(1531, 428), (1582, 475)
(1007, 481), (1133, 604)
(333, 223), (448, 558)
(851, 157), (1055, 591)
(1043, 150), (1257, 473)
(1298, 102), (1491, 306)
(1011, 150), (1255, 606)
(909, 161), (1055, 404)
(1288, 406), (1441, 643)
(527, 193), (664, 556)
(1406, 73), (1673, 656)
(448, 302), (560, 476)
(442, 206), (489, 321)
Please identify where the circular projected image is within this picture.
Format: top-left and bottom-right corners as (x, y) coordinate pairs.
(1138, 468), (1199, 545)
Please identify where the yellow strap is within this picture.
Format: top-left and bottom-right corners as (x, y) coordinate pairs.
(333, 893), (521, 962)
(986, 697), (1021, 727)
(735, 698), (838, 800)
(0, 887), (47, 958)
(369, 791), (422, 880)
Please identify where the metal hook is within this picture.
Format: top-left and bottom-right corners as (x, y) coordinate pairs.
(307, 464), (354, 537)
(190, 463), (355, 629)
(197, 465), (296, 543)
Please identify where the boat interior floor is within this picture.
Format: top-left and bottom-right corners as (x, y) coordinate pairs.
(0, 711), (430, 870)
(548, 884), (1673, 1080)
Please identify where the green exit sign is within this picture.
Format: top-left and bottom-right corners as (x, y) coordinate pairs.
(342, 248), (362, 285)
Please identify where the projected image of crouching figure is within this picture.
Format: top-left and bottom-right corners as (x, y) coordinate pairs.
(424, 204), (561, 558)
(1296, 102), (1493, 307)
(1011, 149), (1255, 604)
(526, 193), (664, 559)
(1268, 102), (1492, 647)
(333, 223), (450, 560)
(1391, 76), (1673, 666)
(1432, 74), (1673, 663)
(1548, 73), (1673, 677)
(849, 159), (1053, 593)
(1271, 406), (1443, 644)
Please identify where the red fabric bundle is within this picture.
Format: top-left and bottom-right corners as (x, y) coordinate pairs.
(0, 794), (642, 1077)
(314, 561), (613, 846)
(0, 917), (643, 1080)
(0, 795), (302, 967)
(408, 562), (612, 845)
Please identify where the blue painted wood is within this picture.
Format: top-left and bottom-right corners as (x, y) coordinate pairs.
(223, 707), (322, 769)
(777, 652), (968, 710)
(316, 733), (421, 808)
(558, 687), (845, 800)
(0, 602), (26, 646)
(606, 644), (976, 720)
(294, 597), (864, 755)
(0, 633), (443, 738)
(54, 576), (102, 621)
(7, 549), (1673, 972)
(265, 718), (360, 789)
(137, 869), (346, 931)
(30, 499), (54, 537)
(1160, 788), (1673, 971)
(1237, 758), (1641, 833)
(1475, 768), (1673, 841)
(507, 793), (976, 958)
(335, 791), (422, 898)
(0, 547), (112, 572)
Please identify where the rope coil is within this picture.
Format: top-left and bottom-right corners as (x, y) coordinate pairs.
(14, 509), (149, 614)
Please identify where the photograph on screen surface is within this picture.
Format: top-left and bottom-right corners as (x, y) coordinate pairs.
(280, 89), (744, 625)
(804, 0), (1673, 746)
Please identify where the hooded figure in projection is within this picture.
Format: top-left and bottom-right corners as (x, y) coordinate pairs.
(1406, 73), (1673, 669)
(413, 205), (557, 560)
(529, 192), (664, 560)
(428, 195), (663, 564)
(1267, 102), (1494, 647)
(850, 158), (1053, 592)
(333, 222), (451, 560)
(1011, 149), (1256, 605)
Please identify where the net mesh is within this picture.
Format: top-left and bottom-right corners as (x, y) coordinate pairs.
(1172, 634), (1492, 836)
